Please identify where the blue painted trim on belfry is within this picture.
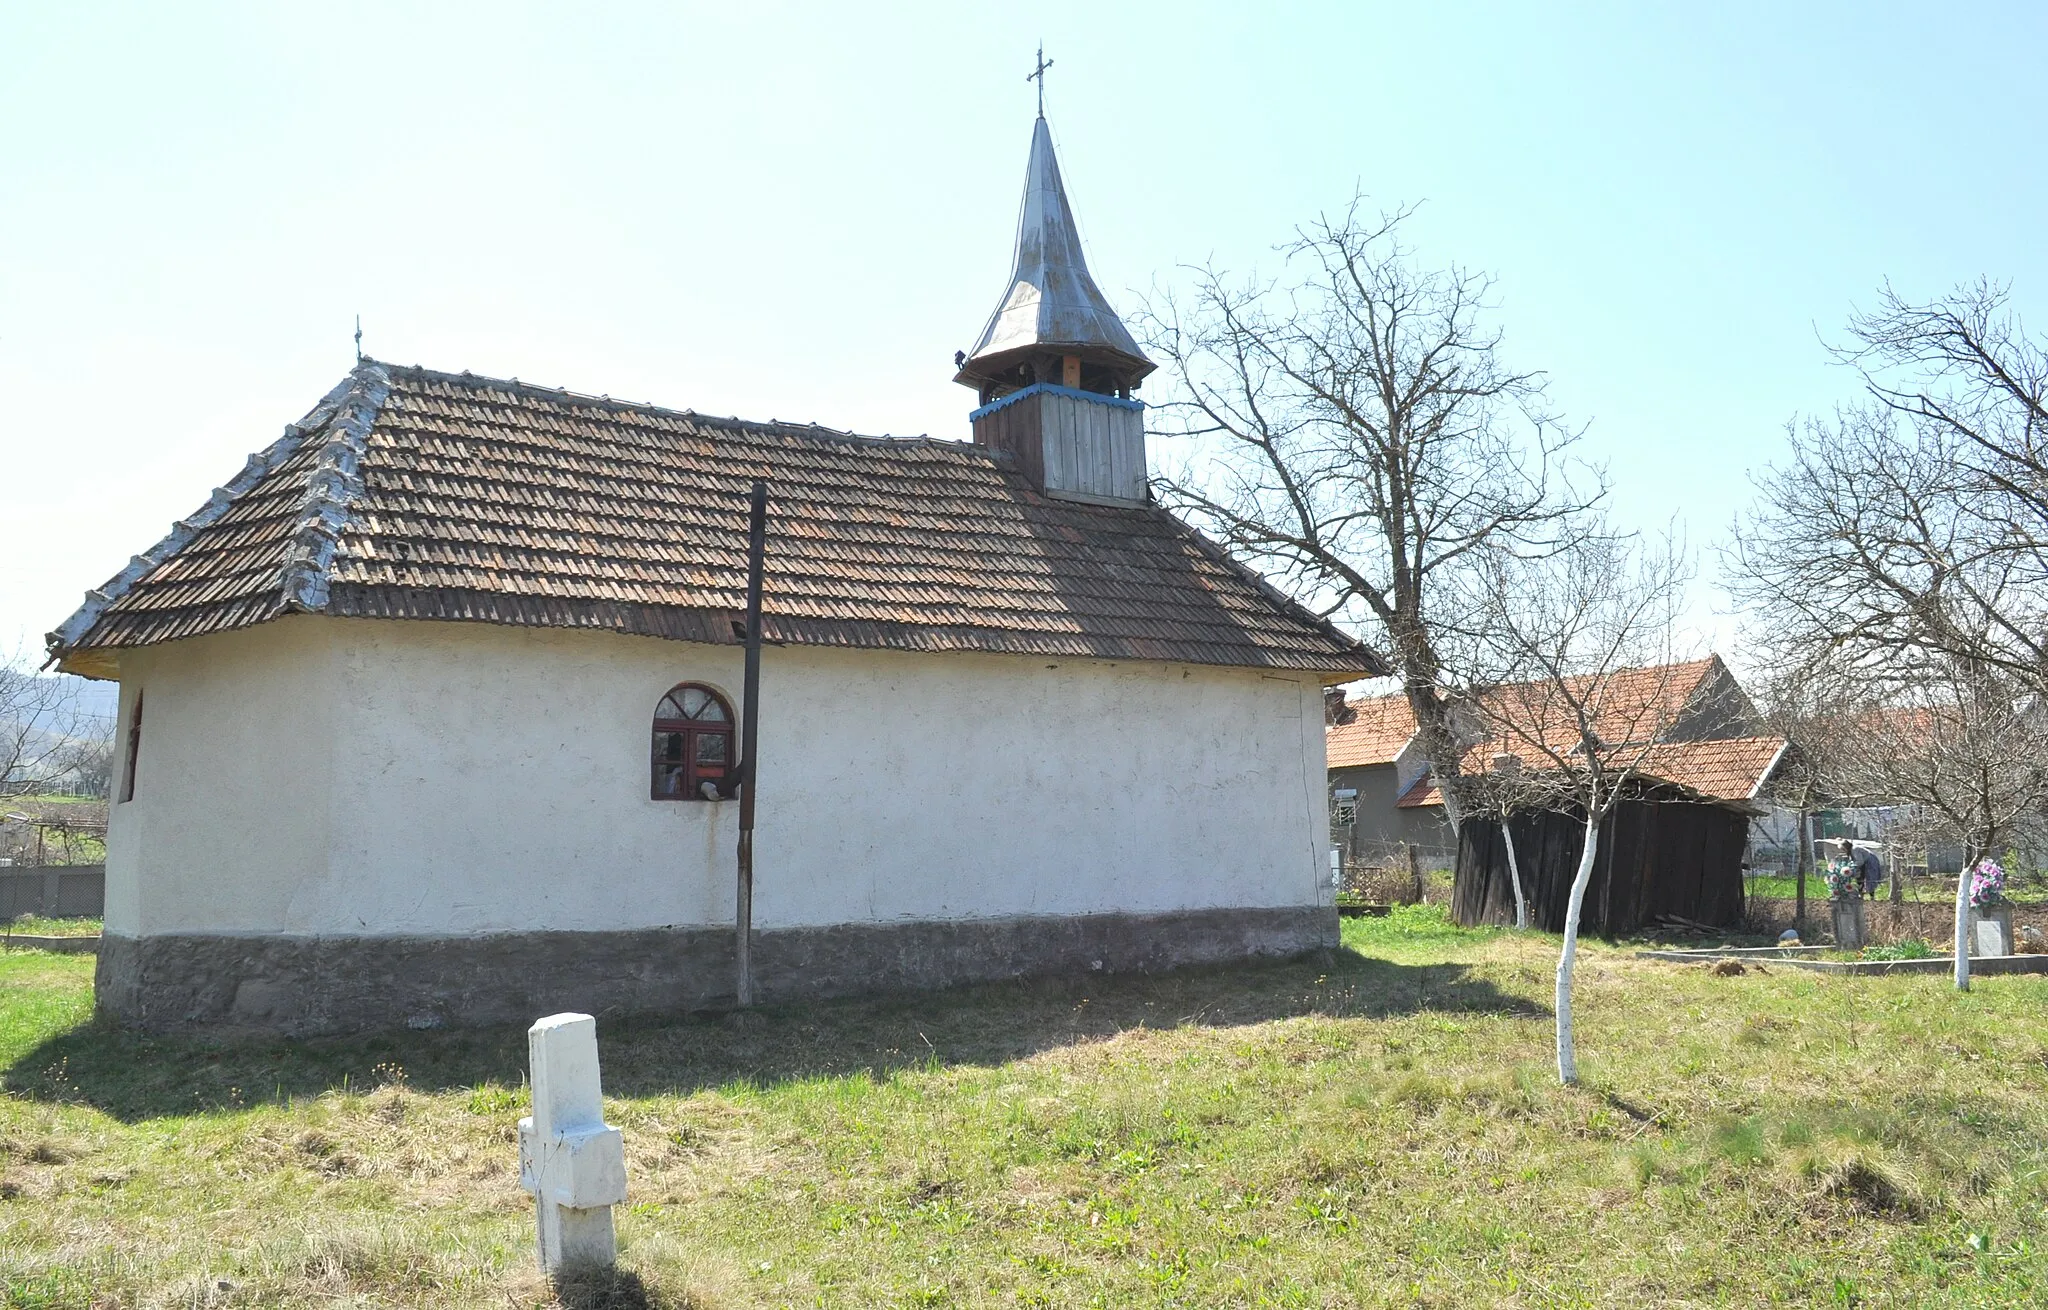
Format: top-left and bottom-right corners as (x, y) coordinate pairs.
(968, 382), (1145, 423)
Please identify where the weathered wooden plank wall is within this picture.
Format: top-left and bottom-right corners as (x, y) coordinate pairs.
(1039, 392), (1145, 501)
(1452, 803), (1746, 935)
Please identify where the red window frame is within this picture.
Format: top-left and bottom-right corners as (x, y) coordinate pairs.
(651, 683), (735, 801)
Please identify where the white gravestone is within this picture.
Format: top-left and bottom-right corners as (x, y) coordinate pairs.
(518, 1013), (628, 1272)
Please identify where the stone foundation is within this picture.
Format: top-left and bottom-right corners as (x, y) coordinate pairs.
(94, 905), (1337, 1034)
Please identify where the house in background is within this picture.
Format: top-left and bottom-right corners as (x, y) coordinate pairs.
(1323, 689), (1455, 865)
(1327, 658), (1791, 913)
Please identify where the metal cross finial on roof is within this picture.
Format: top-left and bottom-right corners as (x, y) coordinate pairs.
(1027, 44), (1053, 118)
(354, 315), (362, 364)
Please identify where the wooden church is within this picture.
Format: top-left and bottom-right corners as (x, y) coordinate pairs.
(49, 105), (1379, 1033)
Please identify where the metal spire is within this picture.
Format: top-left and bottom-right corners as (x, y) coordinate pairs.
(1027, 44), (1053, 119)
(953, 110), (1153, 392)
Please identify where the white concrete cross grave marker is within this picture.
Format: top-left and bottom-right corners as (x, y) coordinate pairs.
(518, 1012), (628, 1272)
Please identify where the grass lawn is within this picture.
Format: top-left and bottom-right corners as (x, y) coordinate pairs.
(3, 910), (2046, 1307)
(2, 918), (102, 939)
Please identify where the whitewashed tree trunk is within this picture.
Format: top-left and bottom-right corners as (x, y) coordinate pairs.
(1555, 810), (1602, 1084)
(1954, 853), (1975, 992)
(1501, 820), (1528, 929)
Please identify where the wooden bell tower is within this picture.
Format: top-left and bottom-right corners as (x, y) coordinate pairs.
(954, 80), (1155, 505)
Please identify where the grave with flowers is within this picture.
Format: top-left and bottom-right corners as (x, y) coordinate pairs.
(1967, 859), (2014, 956)
(1821, 858), (1867, 949)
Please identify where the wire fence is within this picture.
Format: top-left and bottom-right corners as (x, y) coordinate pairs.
(0, 799), (109, 868)
(1336, 840), (1458, 906)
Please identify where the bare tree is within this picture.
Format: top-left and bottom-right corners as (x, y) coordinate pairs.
(1137, 200), (1602, 823)
(1459, 755), (1540, 929)
(1743, 659), (1854, 932)
(1461, 530), (1694, 1083)
(1731, 279), (2048, 987)
(1816, 656), (2048, 990)
(1732, 281), (2048, 696)
(53, 717), (117, 798)
(0, 647), (85, 797)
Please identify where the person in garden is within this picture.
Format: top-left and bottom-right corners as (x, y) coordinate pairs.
(1843, 840), (1884, 899)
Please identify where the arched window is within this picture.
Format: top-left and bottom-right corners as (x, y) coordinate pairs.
(651, 683), (735, 801)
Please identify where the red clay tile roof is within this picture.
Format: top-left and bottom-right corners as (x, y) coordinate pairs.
(1326, 694), (1418, 767)
(1479, 658), (1725, 756)
(1329, 661), (1725, 771)
(1638, 736), (1789, 802)
(1394, 734), (1788, 808)
(1393, 772), (1439, 808)
(1395, 773), (1446, 808)
(49, 362), (1381, 678)
(1346, 660), (1783, 807)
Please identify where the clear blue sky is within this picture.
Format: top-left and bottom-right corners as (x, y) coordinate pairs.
(4, 2), (2043, 661)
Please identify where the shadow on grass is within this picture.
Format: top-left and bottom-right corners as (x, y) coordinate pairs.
(553, 1264), (688, 1310)
(2, 947), (1544, 1121)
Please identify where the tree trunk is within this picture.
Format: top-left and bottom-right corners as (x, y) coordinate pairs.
(1955, 847), (1977, 992)
(1501, 820), (1528, 929)
(1793, 808), (1809, 938)
(1555, 809), (1603, 1085)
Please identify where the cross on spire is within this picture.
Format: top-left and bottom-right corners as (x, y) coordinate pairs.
(1027, 44), (1053, 119)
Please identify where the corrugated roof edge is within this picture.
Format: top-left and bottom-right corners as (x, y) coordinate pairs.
(45, 362), (392, 669)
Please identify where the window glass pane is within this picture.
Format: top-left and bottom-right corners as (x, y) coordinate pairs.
(652, 686), (733, 799)
(657, 684), (729, 723)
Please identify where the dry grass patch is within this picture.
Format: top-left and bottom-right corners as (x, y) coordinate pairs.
(2, 914), (2046, 1305)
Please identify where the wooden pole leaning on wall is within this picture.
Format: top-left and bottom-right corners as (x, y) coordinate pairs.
(736, 479), (768, 1008)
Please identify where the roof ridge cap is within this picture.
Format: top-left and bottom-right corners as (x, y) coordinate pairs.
(275, 363), (393, 613)
(46, 362), (387, 661)
(382, 359), (975, 453)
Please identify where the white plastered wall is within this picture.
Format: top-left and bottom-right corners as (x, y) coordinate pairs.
(106, 615), (1333, 937)
(103, 620), (338, 937)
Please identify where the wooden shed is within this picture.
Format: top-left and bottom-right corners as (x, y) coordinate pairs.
(1452, 787), (1751, 936)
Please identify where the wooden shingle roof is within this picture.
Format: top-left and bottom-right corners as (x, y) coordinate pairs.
(50, 362), (1380, 679)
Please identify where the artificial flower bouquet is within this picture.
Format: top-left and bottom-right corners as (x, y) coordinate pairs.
(1821, 858), (1862, 900)
(1968, 858), (2008, 911)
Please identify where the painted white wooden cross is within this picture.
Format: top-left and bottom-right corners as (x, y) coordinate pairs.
(518, 1012), (628, 1272)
